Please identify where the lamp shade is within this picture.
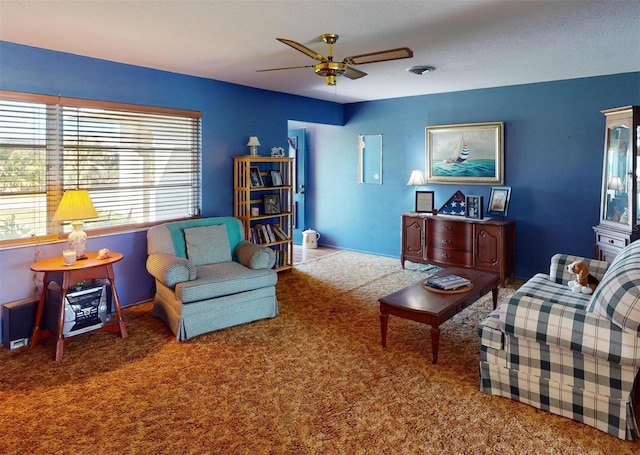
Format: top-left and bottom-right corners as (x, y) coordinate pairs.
(246, 136), (261, 147)
(608, 176), (624, 191)
(406, 170), (426, 186)
(53, 190), (98, 221)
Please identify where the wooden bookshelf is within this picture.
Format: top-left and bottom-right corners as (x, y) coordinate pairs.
(233, 156), (294, 272)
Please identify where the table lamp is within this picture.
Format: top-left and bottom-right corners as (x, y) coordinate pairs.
(608, 176), (624, 193)
(406, 170), (426, 186)
(247, 136), (261, 156)
(53, 189), (98, 259)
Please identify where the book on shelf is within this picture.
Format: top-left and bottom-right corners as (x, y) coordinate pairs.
(272, 224), (289, 241)
(274, 249), (288, 268)
(264, 224), (276, 243)
(252, 223), (291, 244)
(425, 274), (471, 290)
(251, 224), (268, 244)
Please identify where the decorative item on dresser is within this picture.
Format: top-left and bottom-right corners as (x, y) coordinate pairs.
(464, 195), (483, 219)
(234, 155), (294, 272)
(486, 186), (511, 217)
(400, 213), (515, 286)
(415, 190), (434, 213)
(593, 106), (640, 263)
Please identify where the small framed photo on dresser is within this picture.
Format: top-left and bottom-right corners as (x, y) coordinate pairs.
(487, 186), (511, 217)
(465, 195), (483, 219)
(415, 191), (434, 213)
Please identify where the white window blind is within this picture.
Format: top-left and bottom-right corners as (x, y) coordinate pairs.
(0, 91), (201, 245)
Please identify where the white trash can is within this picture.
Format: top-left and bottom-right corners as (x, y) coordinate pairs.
(302, 229), (320, 249)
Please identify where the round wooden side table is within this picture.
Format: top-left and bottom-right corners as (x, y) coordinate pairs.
(30, 251), (128, 361)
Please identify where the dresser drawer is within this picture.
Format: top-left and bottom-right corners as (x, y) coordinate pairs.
(427, 247), (473, 267)
(429, 218), (473, 237)
(596, 232), (627, 249)
(427, 233), (472, 251)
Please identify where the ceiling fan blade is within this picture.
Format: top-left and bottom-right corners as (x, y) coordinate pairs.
(343, 66), (367, 80)
(256, 65), (316, 73)
(343, 47), (413, 65)
(277, 38), (327, 62)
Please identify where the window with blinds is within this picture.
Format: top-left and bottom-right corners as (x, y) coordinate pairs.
(0, 91), (202, 245)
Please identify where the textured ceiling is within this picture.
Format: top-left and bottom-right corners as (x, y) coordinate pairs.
(0, 0), (638, 104)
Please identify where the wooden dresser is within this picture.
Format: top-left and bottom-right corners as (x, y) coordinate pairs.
(401, 213), (515, 285)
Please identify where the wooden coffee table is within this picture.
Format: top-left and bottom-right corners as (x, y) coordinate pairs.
(379, 267), (500, 364)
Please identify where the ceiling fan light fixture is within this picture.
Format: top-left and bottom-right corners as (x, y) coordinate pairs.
(315, 61), (345, 77)
(261, 34), (414, 86)
(406, 65), (436, 75)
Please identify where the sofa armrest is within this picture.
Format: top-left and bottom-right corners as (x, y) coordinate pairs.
(146, 253), (198, 287)
(499, 294), (640, 366)
(549, 254), (609, 284)
(235, 240), (276, 269)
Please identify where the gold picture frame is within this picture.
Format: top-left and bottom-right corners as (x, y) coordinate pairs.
(426, 121), (504, 185)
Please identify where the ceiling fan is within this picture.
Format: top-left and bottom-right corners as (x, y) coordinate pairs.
(257, 33), (413, 86)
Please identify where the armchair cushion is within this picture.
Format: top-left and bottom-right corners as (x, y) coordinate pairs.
(164, 217), (244, 259)
(588, 240), (640, 334)
(176, 261), (278, 303)
(184, 224), (232, 266)
(235, 240), (276, 269)
(549, 254), (609, 285)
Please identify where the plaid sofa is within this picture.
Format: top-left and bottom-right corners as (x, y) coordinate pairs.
(478, 240), (640, 440)
(146, 217), (278, 341)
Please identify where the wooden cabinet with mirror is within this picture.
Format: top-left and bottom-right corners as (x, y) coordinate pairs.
(594, 106), (640, 262)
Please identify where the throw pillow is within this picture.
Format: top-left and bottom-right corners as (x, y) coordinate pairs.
(183, 224), (232, 266)
(587, 240), (640, 334)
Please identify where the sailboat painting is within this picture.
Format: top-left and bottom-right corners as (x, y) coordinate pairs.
(426, 122), (504, 185)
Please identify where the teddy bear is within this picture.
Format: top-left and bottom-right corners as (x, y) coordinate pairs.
(567, 259), (599, 295)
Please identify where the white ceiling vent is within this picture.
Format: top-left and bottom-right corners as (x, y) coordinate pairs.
(406, 65), (436, 75)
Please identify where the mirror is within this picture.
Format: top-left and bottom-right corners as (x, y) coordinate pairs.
(358, 134), (382, 184)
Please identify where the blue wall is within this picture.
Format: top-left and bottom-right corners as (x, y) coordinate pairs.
(0, 40), (639, 317)
(0, 41), (343, 310)
(293, 74), (640, 280)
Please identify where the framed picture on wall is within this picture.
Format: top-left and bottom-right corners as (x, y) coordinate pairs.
(465, 195), (483, 219)
(487, 186), (511, 217)
(426, 121), (504, 185)
(415, 191), (435, 213)
(250, 167), (264, 188)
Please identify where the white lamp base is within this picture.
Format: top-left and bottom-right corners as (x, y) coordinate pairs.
(68, 221), (88, 259)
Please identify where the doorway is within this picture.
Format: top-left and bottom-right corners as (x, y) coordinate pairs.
(288, 128), (307, 244)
